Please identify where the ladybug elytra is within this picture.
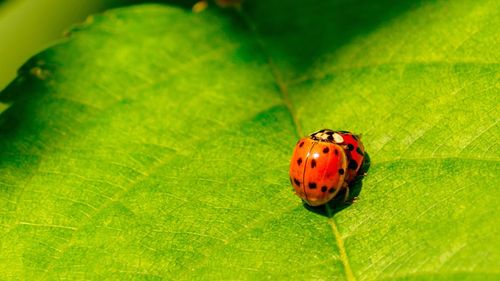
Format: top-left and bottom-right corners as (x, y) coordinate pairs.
(289, 129), (365, 206)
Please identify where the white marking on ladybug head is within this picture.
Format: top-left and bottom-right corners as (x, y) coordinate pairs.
(333, 133), (344, 143)
(313, 132), (329, 141)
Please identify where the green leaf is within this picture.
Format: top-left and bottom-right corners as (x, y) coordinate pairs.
(1, 1), (498, 280)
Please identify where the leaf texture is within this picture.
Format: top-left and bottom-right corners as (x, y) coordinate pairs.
(0, 1), (498, 280)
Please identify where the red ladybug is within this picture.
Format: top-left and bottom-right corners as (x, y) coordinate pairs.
(289, 129), (365, 206)
(289, 129), (348, 206)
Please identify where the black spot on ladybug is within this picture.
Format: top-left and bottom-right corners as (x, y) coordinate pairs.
(347, 144), (354, 151)
(328, 187), (335, 193)
(299, 141), (304, 147)
(297, 158), (303, 166)
(321, 186), (327, 192)
(323, 147), (329, 154)
(327, 135), (334, 141)
(348, 160), (358, 170)
(294, 178), (300, 186)
(338, 168), (345, 175)
(356, 147), (364, 156)
(308, 182), (317, 189)
(334, 149), (339, 156)
(311, 159), (316, 168)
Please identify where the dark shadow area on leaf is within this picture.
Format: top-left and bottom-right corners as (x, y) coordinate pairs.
(304, 152), (371, 218)
(0, 52), (102, 178)
(0, 56), (50, 150)
(241, 0), (426, 74)
(0, 78), (48, 189)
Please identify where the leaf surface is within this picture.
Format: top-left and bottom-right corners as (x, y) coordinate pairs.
(0, 1), (499, 280)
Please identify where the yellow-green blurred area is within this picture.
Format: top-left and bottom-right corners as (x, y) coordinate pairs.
(0, 0), (196, 91)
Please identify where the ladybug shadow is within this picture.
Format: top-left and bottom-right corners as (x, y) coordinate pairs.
(304, 152), (371, 218)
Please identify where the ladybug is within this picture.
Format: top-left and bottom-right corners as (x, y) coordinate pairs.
(334, 131), (365, 185)
(289, 129), (348, 206)
(289, 129), (365, 206)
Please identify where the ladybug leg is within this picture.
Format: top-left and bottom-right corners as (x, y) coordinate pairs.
(343, 185), (350, 202)
(356, 172), (368, 179)
(342, 184), (358, 204)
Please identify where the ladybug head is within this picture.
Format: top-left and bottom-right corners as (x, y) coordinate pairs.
(309, 129), (344, 144)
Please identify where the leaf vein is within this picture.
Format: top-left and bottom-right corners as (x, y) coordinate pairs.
(40, 150), (181, 279)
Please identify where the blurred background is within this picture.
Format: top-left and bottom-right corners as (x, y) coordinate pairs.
(0, 0), (199, 91)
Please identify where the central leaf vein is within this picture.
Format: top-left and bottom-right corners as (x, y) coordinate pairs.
(239, 9), (356, 281)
